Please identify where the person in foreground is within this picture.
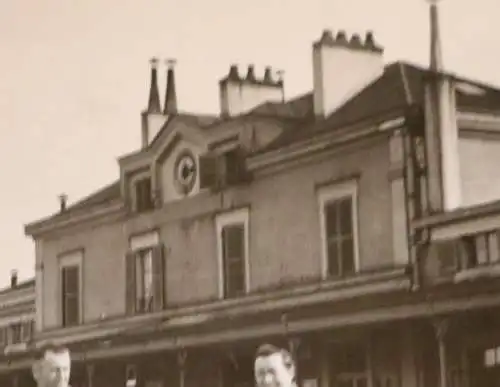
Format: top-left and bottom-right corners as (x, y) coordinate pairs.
(254, 343), (297, 387)
(32, 343), (71, 387)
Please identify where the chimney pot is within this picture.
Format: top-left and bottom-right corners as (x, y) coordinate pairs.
(166, 58), (177, 69)
(163, 58), (178, 115)
(10, 270), (18, 288)
(246, 65), (256, 82)
(319, 29), (335, 45)
(150, 57), (159, 69)
(365, 31), (375, 48)
(228, 65), (240, 81)
(263, 67), (273, 84)
(59, 193), (68, 213)
(336, 31), (348, 44)
(350, 34), (362, 48)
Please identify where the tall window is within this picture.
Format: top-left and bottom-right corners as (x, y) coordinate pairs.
(135, 177), (153, 212)
(61, 265), (80, 326)
(59, 250), (82, 327)
(222, 224), (246, 297)
(126, 232), (165, 315)
(216, 208), (249, 299)
(135, 247), (155, 313)
(319, 182), (358, 278)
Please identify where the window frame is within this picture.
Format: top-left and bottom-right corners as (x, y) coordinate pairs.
(215, 208), (250, 299)
(130, 171), (154, 213)
(128, 230), (164, 314)
(58, 249), (84, 327)
(318, 180), (360, 279)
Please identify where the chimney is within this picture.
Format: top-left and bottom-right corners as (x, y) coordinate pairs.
(163, 59), (178, 115)
(312, 29), (384, 117)
(58, 193), (68, 213)
(10, 270), (18, 288)
(219, 64), (284, 117)
(141, 58), (168, 149)
(423, 0), (461, 211)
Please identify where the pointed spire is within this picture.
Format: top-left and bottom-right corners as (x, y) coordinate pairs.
(147, 58), (161, 113)
(429, 0), (443, 72)
(163, 59), (178, 115)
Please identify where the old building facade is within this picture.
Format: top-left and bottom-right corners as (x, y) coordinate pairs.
(1, 3), (500, 387)
(0, 272), (35, 387)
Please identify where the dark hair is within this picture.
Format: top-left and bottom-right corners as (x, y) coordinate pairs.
(33, 343), (69, 360)
(255, 343), (295, 371)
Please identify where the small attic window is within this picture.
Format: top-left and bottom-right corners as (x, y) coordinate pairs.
(455, 82), (486, 96)
(135, 177), (154, 212)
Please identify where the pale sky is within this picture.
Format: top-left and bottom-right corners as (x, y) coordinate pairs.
(0, 0), (498, 288)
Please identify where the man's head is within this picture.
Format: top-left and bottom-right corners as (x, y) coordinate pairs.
(31, 344), (71, 387)
(254, 343), (296, 387)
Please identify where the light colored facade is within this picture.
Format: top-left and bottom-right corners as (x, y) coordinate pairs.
(2, 3), (500, 387)
(0, 272), (35, 386)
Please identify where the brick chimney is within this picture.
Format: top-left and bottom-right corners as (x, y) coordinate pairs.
(219, 65), (284, 117)
(312, 29), (384, 117)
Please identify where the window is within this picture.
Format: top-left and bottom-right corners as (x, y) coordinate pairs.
(0, 327), (5, 346)
(135, 177), (154, 212)
(216, 208), (250, 298)
(484, 347), (500, 367)
(329, 342), (368, 387)
(21, 320), (34, 342)
(9, 323), (22, 344)
(59, 250), (83, 327)
(126, 231), (165, 315)
(456, 232), (500, 271)
(318, 181), (359, 278)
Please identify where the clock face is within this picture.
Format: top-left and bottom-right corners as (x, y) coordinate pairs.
(173, 150), (197, 195)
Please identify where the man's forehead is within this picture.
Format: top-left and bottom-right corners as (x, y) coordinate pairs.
(43, 349), (71, 366)
(255, 353), (284, 367)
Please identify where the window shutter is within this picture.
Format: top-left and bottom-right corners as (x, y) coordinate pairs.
(21, 321), (32, 342)
(125, 251), (137, 316)
(152, 245), (165, 311)
(199, 153), (218, 189)
(225, 147), (249, 186)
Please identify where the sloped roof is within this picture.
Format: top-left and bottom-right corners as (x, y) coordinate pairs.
(256, 61), (500, 153)
(0, 278), (35, 296)
(30, 61), (500, 224)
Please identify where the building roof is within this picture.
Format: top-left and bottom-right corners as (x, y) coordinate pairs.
(29, 61), (500, 226)
(0, 278), (35, 296)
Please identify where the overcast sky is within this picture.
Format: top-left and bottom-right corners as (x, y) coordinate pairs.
(0, 0), (498, 288)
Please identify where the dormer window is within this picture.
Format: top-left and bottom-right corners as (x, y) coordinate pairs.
(135, 177), (154, 212)
(199, 147), (250, 190)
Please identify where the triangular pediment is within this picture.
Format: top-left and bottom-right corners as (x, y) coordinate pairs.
(152, 119), (210, 164)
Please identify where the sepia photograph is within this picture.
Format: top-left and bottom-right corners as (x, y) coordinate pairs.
(0, 0), (499, 386)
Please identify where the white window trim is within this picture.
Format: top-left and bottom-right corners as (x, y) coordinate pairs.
(215, 208), (250, 298)
(59, 250), (84, 326)
(130, 231), (159, 251)
(318, 180), (360, 279)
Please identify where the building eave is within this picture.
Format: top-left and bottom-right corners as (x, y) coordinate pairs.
(34, 266), (409, 349)
(24, 200), (126, 239)
(247, 114), (406, 172)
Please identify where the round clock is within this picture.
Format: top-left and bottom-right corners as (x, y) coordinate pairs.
(173, 149), (197, 195)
